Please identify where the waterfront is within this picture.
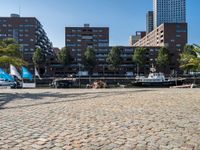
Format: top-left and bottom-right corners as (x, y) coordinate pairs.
(0, 88), (200, 149)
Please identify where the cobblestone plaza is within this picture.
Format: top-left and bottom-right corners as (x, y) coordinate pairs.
(0, 89), (200, 150)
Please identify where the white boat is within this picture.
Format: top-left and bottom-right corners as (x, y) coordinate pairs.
(133, 66), (184, 87)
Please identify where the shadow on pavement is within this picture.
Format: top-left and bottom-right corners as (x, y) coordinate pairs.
(0, 89), (155, 110)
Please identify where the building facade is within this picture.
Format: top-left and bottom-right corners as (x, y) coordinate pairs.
(50, 45), (160, 77)
(134, 23), (188, 73)
(0, 14), (54, 73)
(153, 0), (186, 28)
(129, 31), (146, 46)
(146, 11), (154, 33)
(65, 24), (109, 71)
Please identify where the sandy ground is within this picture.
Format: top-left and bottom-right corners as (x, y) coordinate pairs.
(0, 88), (200, 150)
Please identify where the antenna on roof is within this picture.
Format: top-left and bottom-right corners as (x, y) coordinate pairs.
(18, 0), (21, 16)
(19, 6), (21, 15)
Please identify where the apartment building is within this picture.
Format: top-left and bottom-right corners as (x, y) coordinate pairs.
(65, 24), (109, 69)
(50, 45), (160, 77)
(134, 23), (188, 73)
(0, 14), (54, 70)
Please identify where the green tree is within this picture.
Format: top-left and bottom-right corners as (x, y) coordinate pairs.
(180, 44), (200, 83)
(84, 47), (96, 75)
(180, 45), (198, 73)
(0, 38), (27, 67)
(156, 47), (170, 72)
(32, 48), (45, 67)
(57, 47), (71, 66)
(107, 47), (122, 73)
(132, 47), (148, 75)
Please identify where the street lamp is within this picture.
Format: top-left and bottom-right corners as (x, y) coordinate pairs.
(78, 63), (81, 88)
(103, 64), (105, 79)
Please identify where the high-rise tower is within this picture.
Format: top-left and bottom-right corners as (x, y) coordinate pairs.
(146, 11), (154, 33)
(153, 0), (186, 28)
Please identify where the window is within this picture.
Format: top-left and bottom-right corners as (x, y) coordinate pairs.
(66, 34), (76, 37)
(21, 44), (29, 47)
(82, 36), (93, 40)
(98, 39), (108, 42)
(0, 34), (6, 37)
(150, 49), (154, 52)
(176, 29), (186, 33)
(66, 43), (76, 47)
(93, 29), (98, 32)
(24, 48), (29, 51)
(171, 39), (175, 42)
(98, 43), (108, 47)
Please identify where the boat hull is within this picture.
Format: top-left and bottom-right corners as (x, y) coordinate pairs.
(133, 80), (184, 87)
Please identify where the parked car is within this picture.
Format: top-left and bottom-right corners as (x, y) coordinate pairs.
(0, 78), (15, 86)
(10, 81), (22, 89)
(50, 78), (74, 88)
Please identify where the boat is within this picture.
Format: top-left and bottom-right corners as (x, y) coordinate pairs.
(133, 66), (184, 87)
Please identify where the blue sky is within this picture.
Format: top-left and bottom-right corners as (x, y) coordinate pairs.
(0, 0), (199, 48)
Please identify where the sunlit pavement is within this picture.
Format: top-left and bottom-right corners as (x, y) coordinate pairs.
(0, 88), (200, 150)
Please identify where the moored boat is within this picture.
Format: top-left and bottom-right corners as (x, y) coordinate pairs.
(133, 66), (184, 87)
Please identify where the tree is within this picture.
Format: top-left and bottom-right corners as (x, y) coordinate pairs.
(84, 47), (96, 75)
(107, 47), (122, 73)
(32, 48), (45, 67)
(57, 47), (71, 66)
(0, 38), (27, 67)
(180, 45), (199, 73)
(156, 47), (170, 72)
(132, 47), (148, 75)
(180, 44), (200, 83)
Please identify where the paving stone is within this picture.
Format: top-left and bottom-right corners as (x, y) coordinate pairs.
(0, 89), (200, 149)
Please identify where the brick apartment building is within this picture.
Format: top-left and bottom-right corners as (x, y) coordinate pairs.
(0, 14), (54, 74)
(65, 24), (109, 64)
(50, 45), (160, 77)
(40, 24), (161, 77)
(134, 23), (188, 73)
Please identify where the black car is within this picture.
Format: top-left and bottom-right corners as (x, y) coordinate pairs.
(10, 81), (22, 89)
(50, 79), (73, 88)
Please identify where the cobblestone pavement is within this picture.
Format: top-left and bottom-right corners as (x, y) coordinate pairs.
(0, 88), (200, 150)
